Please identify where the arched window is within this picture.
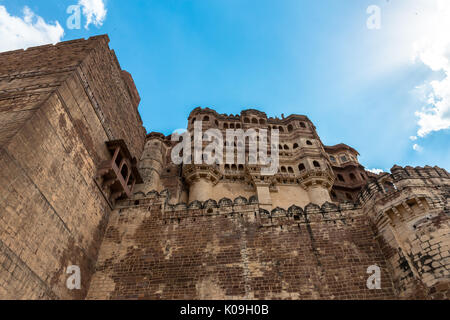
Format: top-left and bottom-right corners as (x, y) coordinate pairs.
(230, 123), (235, 129)
(284, 145), (289, 150)
(252, 118), (258, 124)
(384, 181), (396, 193)
(238, 165), (244, 171)
(215, 120), (219, 127)
(288, 167), (294, 174)
(203, 116), (210, 122)
(259, 119), (265, 125)
(279, 144), (283, 150)
(331, 191), (337, 199)
(236, 123), (241, 129)
(231, 164), (237, 171)
(306, 140), (313, 146)
(225, 164), (230, 170)
(281, 166), (287, 173)
(298, 163), (306, 171)
(337, 174), (345, 182)
(346, 193), (353, 201)
(293, 143), (299, 149)
(224, 123), (229, 129)
(330, 156), (336, 163)
(288, 125), (293, 132)
(313, 161), (321, 168)
(350, 173), (357, 181)
(244, 118), (250, 123)
(191, 118), (196, 124)
(300, 122), (306, 128)
(279, 126), (284, 133)
(341, 155), (348, 162)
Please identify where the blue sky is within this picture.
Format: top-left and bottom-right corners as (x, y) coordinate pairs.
(0, 0), (449, 172)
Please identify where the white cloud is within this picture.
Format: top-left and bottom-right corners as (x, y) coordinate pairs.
(79, 0), (107, 29)
(0, 6), (64, 53)
(413, 144), (424, 152)
(412, 0), (450, 137)
(367, 169), (384, 175)
(409, 136), (418, 141)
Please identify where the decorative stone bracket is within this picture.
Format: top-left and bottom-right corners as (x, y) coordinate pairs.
(96, 140), (143, 206)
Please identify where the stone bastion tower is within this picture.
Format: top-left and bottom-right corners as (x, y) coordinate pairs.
(0, 36), (448, 300)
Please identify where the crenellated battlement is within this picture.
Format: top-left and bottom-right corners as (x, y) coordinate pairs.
(357, 165), (450, 204)
(116, 189), (361, 228)
(390, 165), (450, 181)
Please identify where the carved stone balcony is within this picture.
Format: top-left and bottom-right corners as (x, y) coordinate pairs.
(182, 163), (222, 185)
(299, 168), (335, 190)
(96, 140), (143, 206)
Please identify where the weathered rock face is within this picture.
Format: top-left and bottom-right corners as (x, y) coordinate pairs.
(86, 196), (395, 300)
(0, 35), (145, 299)
(0, 36), (448, 300)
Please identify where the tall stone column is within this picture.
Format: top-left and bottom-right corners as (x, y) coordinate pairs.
(306, 183), (332, 205)
(247, 167), (273, 211)
(138, 135), (164, 193)
(255, 184), (272, 211)
(183, 164), (222, 203)
(188, 178), (213, 203)
(300, 169), (334, 205)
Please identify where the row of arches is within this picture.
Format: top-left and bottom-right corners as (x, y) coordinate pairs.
(188, 135), (314, 151)
(336, 172), (366, 183)
(279, 140), (313, 151)
(329, 153), (357, 165)
(330, 190), (354, 202)
(190, 116), (309, 133)
(280, 161), (321, 174)
(243, 117), (266, 125)
(223, 161), (323, 174)
(222, 160), (323, 175)
(280, 166), (294, 174)
(224, 164), (245, 171)
(270, 121), (307, 133)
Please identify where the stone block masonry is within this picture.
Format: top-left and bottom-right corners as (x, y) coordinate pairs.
(0, 35), (145, 299)
(87, 194), (395, 300)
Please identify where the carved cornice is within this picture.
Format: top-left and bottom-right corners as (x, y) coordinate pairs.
(299, 169), (335, 190)
(182, 164), (222, 185)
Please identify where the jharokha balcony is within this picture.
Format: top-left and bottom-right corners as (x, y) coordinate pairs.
(96, 140), (143, 206)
